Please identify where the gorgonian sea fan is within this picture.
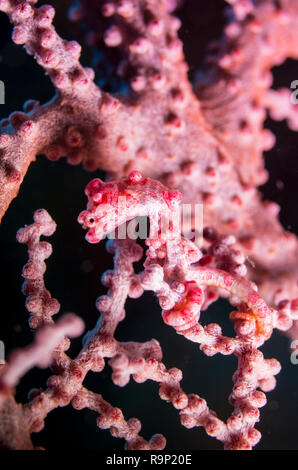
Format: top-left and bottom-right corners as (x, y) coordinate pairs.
(0, 0), (298, 450)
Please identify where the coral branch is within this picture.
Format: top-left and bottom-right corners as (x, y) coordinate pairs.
(196, 0), (298, 184)
(72, 388), (166, 450)
(0, 313), (84, 390)
(16, 208), (60, 328)
(0, 213), (166, 449)
(73, 0), (187, 95)
(76, 171), (292, 449)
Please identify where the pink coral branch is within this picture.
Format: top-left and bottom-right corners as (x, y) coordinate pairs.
(72, 0), (187, 94)
(72, 388), (166, 450)
(0, 211), (168, 449)
(16, 208), (60, 328)
(196, 0), (298, 185)
(0, 313), (84, 390)
(76, 170), (293, 449)
(0, 1), (297, 326)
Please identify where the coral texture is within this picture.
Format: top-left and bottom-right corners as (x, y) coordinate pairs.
(0, 0), (298, 450)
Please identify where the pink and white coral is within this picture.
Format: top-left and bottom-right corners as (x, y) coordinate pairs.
(0, 0), (298, 450)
